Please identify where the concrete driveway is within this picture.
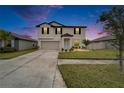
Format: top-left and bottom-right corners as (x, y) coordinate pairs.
(0, 50), (66, 88)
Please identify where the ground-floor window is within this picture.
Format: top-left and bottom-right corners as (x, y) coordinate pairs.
(6, 40), (12, 47)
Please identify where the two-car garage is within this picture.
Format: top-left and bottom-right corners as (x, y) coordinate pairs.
(40, 41), (60, 50)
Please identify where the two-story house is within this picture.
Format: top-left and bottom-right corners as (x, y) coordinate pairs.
(36, 21), (87, 51)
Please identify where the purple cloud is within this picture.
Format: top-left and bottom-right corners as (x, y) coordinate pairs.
(10, 6), (49, 24)
(9, 5), (63, 39)
(22, 28), (37, 39)
(10, 5), (63, 24)
(13, 26), (37, 39)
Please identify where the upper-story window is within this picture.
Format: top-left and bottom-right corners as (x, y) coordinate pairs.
(74, 28), (81, 35)
(55, 28), (62, 34)
(41, 27), (49, 34)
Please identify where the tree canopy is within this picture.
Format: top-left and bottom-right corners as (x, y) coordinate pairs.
(98, 6), (124, 71)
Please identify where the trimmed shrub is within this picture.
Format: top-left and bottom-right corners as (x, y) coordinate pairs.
(69, 47), (74, 51)
(61, 48), (64, 52)
(0, 47), (17, 53)
(65, 49), (67, 52)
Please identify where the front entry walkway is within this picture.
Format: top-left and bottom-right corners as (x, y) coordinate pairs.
(0, 50), (66, 88)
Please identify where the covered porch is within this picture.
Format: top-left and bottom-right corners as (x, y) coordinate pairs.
(0, 39), (15, 48)
(61, 33), (73, 51)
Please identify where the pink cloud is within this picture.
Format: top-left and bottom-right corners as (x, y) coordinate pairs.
(86, 25), (107, 40)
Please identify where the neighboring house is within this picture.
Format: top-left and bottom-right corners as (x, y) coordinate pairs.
(88, 35), (115, 49)
(0, 33), (37, 50)
(36, 21), (87, 50)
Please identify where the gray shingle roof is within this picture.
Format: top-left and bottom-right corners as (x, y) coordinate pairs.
(12, 33), (37, 42)
(36, 21), (87, 28)
(92, 35), (115, 42)
(36, 21), (64, 27)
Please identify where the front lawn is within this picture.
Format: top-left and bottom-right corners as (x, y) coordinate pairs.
(0, 48), (38, 59)
(59, 64), (124, 88)
(58, 49), (124, 59)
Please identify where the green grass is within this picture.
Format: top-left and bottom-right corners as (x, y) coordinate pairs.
(0, 48), (38, 59)
(59, 64), (124, 88)
(58, 49), (123, 59)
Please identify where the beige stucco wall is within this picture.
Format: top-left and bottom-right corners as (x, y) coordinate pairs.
(37, 23), (86, 50)
(88, 41), (116, 49)
(38, 24), (85, 40)
(18, 40), (37, 50)
(0, 40), (4, 48)
(88, 42), (106, 49)
(0, 39), (37, 51)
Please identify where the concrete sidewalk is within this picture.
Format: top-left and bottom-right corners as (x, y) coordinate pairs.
(58, 59), (119, 65)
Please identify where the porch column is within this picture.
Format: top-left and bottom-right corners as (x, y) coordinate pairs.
(62, 38), (64, 49)
(38, 40), (41, 49)
(1, 40), (4, 47)
(70, 38), (73, 49)
(11, 40), (15, 48)
(59, 38), (62, 51)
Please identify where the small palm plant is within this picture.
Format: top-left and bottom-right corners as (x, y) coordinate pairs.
(0, 29), (12, 48)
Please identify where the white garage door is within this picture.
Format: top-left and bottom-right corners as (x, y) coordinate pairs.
(41, 41), (59, 50)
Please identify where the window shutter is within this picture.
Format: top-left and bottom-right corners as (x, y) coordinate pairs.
(61, 28), (62, 34)
(79, 28), (81, 34)
(42, 28), (44, 34)
(55, 28), (57, 34)
(74, 28), (76, 34)
(47, 28), (49, 34)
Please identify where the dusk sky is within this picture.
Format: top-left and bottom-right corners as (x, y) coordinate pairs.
(0, 5), (112, 40)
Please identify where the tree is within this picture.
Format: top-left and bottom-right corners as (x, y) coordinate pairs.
(0, 29), (12, 48)
(82, 39), (90, 49)
(98, 6), (124, 71)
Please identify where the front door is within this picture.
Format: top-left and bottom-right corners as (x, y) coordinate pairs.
(64, 39), (70, 50)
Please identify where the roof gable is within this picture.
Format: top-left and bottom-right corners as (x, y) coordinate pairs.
(61, 33), (73, 37)
(36, 22), (50, 27)
(51, 25), (87, 28)
(36, 21), (87, 28)
(49, 21), (64, 26)
(36, 21), (64, 27)
(12, 33), (37, 42)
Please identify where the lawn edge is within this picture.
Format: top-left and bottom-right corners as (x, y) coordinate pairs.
(58, 64), (124, 88)
(0, 49), (38, 59)
(58, 65), (68, 88)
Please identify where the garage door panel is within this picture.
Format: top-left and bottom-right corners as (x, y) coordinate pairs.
(41, 41), (59, 50)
